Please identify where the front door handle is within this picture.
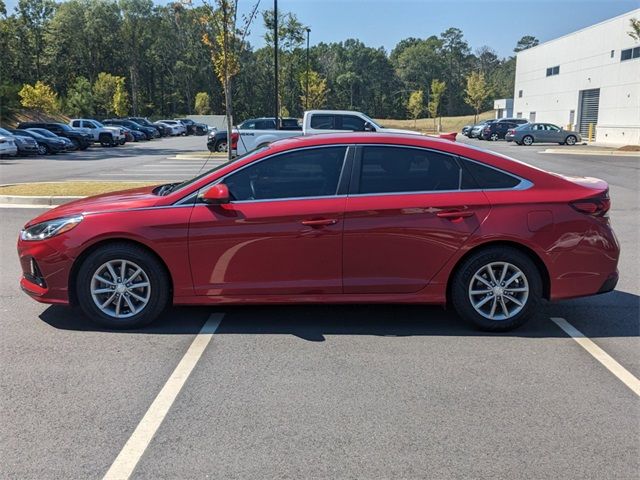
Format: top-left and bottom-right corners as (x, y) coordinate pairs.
(436, 210), (474, 219)
(301, 218), (338, 227)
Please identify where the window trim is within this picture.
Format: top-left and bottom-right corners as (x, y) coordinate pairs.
(184, 144), (354, 205)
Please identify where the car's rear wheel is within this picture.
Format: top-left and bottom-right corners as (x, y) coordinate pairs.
(565, 135), (577, 146)
(522, 135), (534, 146)
(76, 243), (170, 329)
(37, 144), (48, 155)
(490, 133), (499, 141)
(451, 247), (542, 331)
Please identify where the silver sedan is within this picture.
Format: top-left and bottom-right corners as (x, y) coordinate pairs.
(507, 123), (582, 146)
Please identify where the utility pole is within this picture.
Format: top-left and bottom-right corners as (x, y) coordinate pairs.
(305, 28), (311, 110)
(274, 0), (279, 129)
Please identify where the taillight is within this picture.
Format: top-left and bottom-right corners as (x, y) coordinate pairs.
(231, 132), (239, 149)
(570, 191), (610, 217)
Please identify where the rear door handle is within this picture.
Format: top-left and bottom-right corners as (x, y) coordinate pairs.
(301, 218), (338, 227)
(436, 210), (474, 219)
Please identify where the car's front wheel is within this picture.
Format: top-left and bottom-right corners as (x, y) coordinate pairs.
(451, 247), (542, 331)
(76, 243), (170, 329)
(565, 135), (577, 146)
(490, 133), (499, 141)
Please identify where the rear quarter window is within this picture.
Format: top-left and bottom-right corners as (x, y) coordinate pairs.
(310, 115), (335, 129)
(460, 158), (521, 189)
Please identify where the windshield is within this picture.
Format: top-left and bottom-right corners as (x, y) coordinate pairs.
(166, 146), (271, 195)
(57, 124), (73, 131)
(0, 127), (12, 136)
(93, 120), (105, 127)
(23, 130), (44, 139)
(360, 113), (382, 129)
(30, 128), (57, 138)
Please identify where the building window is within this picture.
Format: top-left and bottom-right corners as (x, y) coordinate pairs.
(611, 50), (614, 58)
(529, 112), (536, 123)
(621, 47), (640, 61)
(546, 65), (560, 76)
(569, 110), (575, 127)
(518, 90), (523, 98)
(516, 112), (522, 119)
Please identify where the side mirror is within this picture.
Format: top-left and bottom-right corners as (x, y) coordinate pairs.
(201, 184), (230, 204)
(363, 121), (375, 132)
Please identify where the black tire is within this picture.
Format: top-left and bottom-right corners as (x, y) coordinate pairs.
(522, 135), (534, 146)
(490, 133), (499, 141)
(451, 246), (542, 332)
(565, 135), (577, 146)
(76, 243), (170, 329)
(37, 143), (48, 155)
(99, 133), (114, 147)
(70, 138), (81, 150)
(215, 140), (227, 152)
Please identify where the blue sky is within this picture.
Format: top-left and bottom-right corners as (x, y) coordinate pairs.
(4, 0), (638, 58)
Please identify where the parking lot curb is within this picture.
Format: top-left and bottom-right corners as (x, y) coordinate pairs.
(541, 149), (640, 157)
(0, 195), (83, 206)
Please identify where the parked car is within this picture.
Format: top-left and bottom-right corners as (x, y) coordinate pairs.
(27, 128), (75, 151)
(17, 122), (92, 150)
(157, 120), (187, 136)
(0, 127), (39, 156)
(469, 120), (496, 139)
(508, 123), (582, 146)
(120, 126), (146, 142)
(129, 117), (163, 138)
(10, 129), (67, 154)
(207, 129), (229, 153)
(17, 133), (618, 332)
(0, 134), (18, 157)
(69, 119), (126, 146)
(461, 124), (473, 137)
(480, 121), (521, 141)
(102, 119), (156, 140)
(175, 118), (208, 136)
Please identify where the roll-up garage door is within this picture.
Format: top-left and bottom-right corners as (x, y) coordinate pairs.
(578, 89), (600, 136)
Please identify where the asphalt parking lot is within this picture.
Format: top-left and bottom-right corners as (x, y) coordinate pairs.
(1, 136), (638, 478)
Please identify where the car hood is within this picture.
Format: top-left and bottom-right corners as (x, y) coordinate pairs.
(25, 186), (161, 227)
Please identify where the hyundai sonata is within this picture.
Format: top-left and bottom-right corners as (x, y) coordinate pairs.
(18, 133), (619, 331)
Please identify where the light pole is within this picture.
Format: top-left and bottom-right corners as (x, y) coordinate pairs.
(274, 0), (279, 129)
(305, 27), (311, 110)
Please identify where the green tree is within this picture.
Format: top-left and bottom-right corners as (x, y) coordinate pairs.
(427, 79), (446, 132)
(439, 27), (471, 116)
(15, 0), (56, 80)
(514, 35), (539, 52)
(464, 71), (491, 123)
(113, 77), (130, 116)
(18, 80), (58, 114)
(195, 91), (211, 114)
(299, 70), (327, 110)
(93, 72), (120, 116)
(65, 76), (94, 117)
(407, 90), (423, 127)
(629, 18), (640, 41)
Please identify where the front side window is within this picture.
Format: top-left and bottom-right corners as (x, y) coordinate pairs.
(546, 124), (560, 132)
(224, 146), (347, 201)
(240, 120), (256, 129)
(72, 121), (80, 127)
(359, 146), (461, 194)
(340, 116), (366, 131)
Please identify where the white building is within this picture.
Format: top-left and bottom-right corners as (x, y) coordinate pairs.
(512, 9), (640, 145)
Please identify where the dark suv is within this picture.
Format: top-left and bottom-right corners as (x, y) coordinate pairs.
(103, 119), (156, 140)
(17, 122), (92, 150)
(481, 118), (528, 141)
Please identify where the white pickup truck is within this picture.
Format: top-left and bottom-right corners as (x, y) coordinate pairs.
(69, 119), (126, 147)
(234, 110), (439, 156)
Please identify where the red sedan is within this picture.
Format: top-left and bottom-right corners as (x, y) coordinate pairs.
(17, 133), (619, 331)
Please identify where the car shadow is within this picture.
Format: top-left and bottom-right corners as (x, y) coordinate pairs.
(39, 290), (639, 341)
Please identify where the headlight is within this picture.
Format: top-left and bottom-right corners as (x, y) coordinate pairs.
(21, 216), (83, 241)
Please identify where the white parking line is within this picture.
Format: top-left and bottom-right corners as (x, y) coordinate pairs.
(103, 313), (224, 480)
(551, 317), (640, 397)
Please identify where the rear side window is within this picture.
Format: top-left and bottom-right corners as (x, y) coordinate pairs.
(359, 146), (461, 194)
(225, 146), (347, 201)
(460, 159), (521, 189)
(310, 115), (335, 129)
(340, 116), (366, 131)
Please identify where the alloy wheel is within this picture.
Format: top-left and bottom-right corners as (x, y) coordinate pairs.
(468, 262), (529, 321)
(90, 259), (151, 319)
